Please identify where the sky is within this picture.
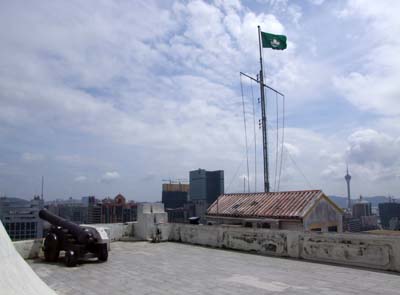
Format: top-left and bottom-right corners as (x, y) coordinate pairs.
(0, 0), (399, 201)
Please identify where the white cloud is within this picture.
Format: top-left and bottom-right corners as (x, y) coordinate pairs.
(346, 129), (400, 168)
(287, 4), (302, 25)
(100, 171), (120, 183)
(334, 0), (400, 116)
(0, 1), (399, 199)
(74, 176), (87, 183)
(21, 152), (44, 162)
(308, 0), (325, 5)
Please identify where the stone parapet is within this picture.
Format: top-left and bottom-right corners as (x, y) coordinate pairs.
(169, 223), (400, 272)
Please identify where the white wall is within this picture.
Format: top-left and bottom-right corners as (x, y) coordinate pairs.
(10, 209), (400, 274)
(0, 221), (57, 295)
(169, 223), (400, 272)
(135, 203), (169, 241)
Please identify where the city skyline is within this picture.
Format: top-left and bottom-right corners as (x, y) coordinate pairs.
(1, 1), (399, 201)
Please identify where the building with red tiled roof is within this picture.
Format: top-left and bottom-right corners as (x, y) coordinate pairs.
(206, 190), (343, 232)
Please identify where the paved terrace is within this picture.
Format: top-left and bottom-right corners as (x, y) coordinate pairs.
(29, 241), (400, 295)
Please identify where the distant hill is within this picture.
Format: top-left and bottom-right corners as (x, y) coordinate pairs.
(329, 195), (394, 208)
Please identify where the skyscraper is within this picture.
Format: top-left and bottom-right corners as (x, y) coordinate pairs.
(162, 183), (189, 209)
(189, 169), (224, 222)
(345, 165), (351, 210)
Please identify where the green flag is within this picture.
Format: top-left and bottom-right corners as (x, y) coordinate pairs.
(261, 32), (287, 50)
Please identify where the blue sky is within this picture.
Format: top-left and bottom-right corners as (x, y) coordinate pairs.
(0, 0), (399, 201)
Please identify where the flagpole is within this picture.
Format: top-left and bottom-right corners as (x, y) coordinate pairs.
(258, 25), (270, 193)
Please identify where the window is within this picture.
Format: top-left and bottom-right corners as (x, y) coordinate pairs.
(244, 222), (252, 228)
(257, 222), (270, 229)
(328, 226), (337, 232)
(311, 228), (321, 232)
(262, 223), (271, 229)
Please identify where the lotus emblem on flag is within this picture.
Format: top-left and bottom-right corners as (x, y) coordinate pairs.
(270, 39), (280, 48)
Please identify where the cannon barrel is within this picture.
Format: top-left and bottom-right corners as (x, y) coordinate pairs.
(39, 209), (94, 244)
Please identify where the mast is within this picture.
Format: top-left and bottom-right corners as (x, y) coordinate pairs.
(258, 26), (270, 193)
(41, 176), (44, 200)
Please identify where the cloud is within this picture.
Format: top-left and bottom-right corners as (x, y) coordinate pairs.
(317, 129), (400, 184)
(334, 0), (400, 116)
(74, 176), (87, 183)
(55, 155), (84, 165)
(100, 171), (120, 183)
(308, 0), (325, 5)
(287, 4), (302, 25)
(21, 152), (45, 162)
(346, 129), (400, 166)
(1, 1), (399, 199)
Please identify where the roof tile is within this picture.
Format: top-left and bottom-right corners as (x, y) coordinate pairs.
(207, 190), (323, 219)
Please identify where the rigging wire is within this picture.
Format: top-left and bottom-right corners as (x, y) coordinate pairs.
(240, 74), (250, 192)
(226, 157), (245, 193)
(250, 79), (257, 193)
(274, 91), (279, 192)
(286, 147), (313, 189)
(277, 95), (285, 192)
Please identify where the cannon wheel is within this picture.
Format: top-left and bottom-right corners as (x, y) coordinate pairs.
(43, 233), (60, 262)
(65, 250), (78, 267)
(97, 244), (108, 262)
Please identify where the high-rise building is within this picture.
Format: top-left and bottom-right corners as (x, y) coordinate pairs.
(379, 202), (400, 229)
(162, 183), (189, 209)
(190, 169), (224, 203)
(350, 196), (377, 231)
(0, 196), (44, 240)
(352, 200), (372, 219)
(189, 169), (224, 222)
(46, 198), (88, 224)
(101, 194), (137, 223)
(344, 166), (351, 210)
(87, 196), (101, 224)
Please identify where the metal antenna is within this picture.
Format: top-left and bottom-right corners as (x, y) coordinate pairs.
(41, 176), (44, 200)
(258, 25), (270, 193)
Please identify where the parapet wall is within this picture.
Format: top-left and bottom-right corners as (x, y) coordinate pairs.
(11, 217), (400, 273)
(169, 223), (400, 273)
(83, 222), (135, 241)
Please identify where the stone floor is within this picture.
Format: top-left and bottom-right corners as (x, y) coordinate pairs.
(29, 242), (400, 295)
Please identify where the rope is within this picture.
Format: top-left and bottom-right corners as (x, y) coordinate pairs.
(226, 158), (245, 193)
(286, 147), (313, 189)
(274, 91), (279, 192)
(240, 74), (250, 192)
(250, 79), (257, 193)
(277, 95), (285, 192)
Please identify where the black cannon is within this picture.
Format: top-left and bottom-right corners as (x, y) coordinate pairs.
(39, 209), (109, 267)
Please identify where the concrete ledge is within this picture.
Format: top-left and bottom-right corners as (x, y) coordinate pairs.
(83, 222), (135, 241)
(299, 232), (400, 271)
(169, 223), (400, 273)
(12, 220), (400, 273)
